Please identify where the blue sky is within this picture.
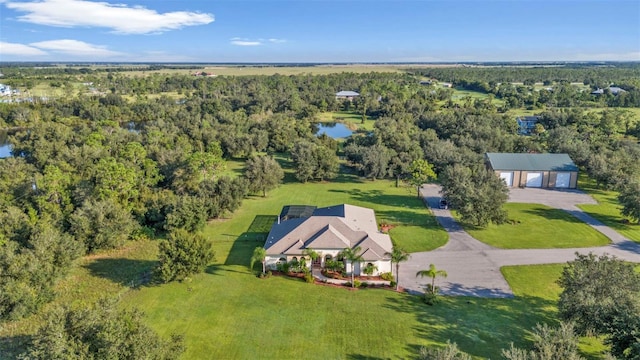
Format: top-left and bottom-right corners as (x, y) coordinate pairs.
(0, 0), (638, 62)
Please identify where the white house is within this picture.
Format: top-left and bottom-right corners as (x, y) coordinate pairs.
(264, 204), (393, 276)
(335, 91), (360, 101)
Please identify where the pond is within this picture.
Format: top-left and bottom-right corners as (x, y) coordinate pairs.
(0, 130), (12, 158)
(315, 122), (353, 139)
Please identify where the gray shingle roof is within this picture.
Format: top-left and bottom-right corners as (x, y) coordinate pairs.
(264, 204), (392, 260)
(486, 153), (578, 172)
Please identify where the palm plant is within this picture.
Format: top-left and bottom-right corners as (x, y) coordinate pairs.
(385, 247), (410, 290)
(340, 246), (363, 288)
(416, 263), (448, 295)
(250, 246), (267, 274)
(302, 248), (320, 272)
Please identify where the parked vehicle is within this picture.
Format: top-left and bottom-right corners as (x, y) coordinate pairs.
(438, 199), (448, 209)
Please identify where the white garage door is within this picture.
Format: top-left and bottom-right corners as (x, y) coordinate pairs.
(556, 172), (570, 188)
(500, 172), (514, 186)
(526, 172), (543, 187)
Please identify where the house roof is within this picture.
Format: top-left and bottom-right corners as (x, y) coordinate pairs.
(336, 91), (360, 97)
(264, 204), (392, 260)
(592, 87), (626, 95)
(486, 153), (578, 172)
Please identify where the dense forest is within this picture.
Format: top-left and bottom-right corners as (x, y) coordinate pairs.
(0, 64), (639, 356)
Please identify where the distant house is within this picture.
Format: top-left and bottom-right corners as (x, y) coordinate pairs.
(485, 153), (578, 189)
(419, 80), (432, 86)
(516, 116), (541, 135)
(264, 204), (392, 276)
(335, 90), (360, 101)
(591, 87), (626, 95)
(441, 82), (453, 88)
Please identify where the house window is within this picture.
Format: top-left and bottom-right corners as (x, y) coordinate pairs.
(278, 257), (286, 264)
(324, 255), (332, 261)
(367, 263), (374, 268)
(291, 257), (298, 263)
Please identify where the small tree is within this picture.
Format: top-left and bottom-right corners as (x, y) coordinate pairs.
(302, 248), (320, 272)
(244, 155), (284, 197)
(501, 322), (584, 360)
(250, 246), (267, 274)
(440, 164), (508, 227)
(619, 182), (640, 224)
(416, 264), (448, 295)
(557, 253), (640, 358)
(409, 159), (436, 197)
(156, 229), (215, 283)
(385, 247), (410, 290)
(339, 246), (363, 288)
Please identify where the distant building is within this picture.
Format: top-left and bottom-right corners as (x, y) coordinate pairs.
(516, 116), (541, 135)
(419, 80), (432, 86)
(591, 86), (626, 95)
(335, 90), (359, 101)
(0, 84), (11, 96)
(441, 82), (453, 88)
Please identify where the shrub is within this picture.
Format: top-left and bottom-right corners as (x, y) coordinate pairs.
(423, 286), (440, 305)
(304, 272), (314, 283)
(353, 279), (362, 288)
(380, 272), (394, 281)
(390, 281), (397, 289)
(360, 282), (368, 288)
(362, 263), (378, 276)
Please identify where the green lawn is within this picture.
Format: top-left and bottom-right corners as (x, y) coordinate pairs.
(206, 173), (448, 263)
(577, 176), (640, 242)
(502, 264), (608, 359)
(459, 203), (610, 249)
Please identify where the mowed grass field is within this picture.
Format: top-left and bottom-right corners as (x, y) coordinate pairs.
(459, 203), (610, 249)
(577, 176), (640, 242)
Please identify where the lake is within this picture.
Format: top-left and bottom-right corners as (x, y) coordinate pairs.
(315, 122), (353, 139)
(0, 130), (11, 158)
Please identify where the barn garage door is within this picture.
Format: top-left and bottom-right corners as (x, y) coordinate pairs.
(500, 172), (514, 186)
(526, 172), (543, 187)
(556, 172), (570, 188)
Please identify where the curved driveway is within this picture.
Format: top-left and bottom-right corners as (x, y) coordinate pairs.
(399, 184), (640, 298)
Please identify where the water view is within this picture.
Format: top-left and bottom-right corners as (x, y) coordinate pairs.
(315, 122), (353, 139)
(0, 131), (11, 158)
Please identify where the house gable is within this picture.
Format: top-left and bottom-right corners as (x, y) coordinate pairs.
(264, 204), (392, 260)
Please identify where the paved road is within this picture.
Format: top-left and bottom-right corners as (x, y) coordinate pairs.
(399, 184), (640, 298)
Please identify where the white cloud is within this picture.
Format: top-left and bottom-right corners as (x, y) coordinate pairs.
(230, 37), (287, 46)
(0, 41), (48, 55)
(30, 39), (123, 56)
(230, 38), (262, 46)
(4, 0), (214, 34)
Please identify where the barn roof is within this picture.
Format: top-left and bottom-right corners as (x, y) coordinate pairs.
(486, 153), (578, 172)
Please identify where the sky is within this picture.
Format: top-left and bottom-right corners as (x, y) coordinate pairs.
(0, 0), (639, 63)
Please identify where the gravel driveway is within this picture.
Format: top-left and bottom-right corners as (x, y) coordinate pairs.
(398, 184), (640, 298)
